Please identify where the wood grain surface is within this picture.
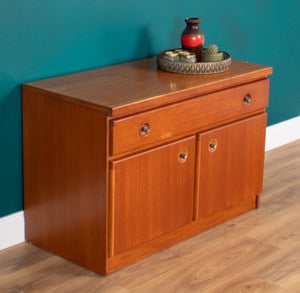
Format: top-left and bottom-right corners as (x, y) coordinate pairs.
(110, 79), (269, 155)
(22, 88), (108, 275)
(197, 113), (267, 219)
(108, 194), (257, 273)
(1, 139), (299, 292)
(23, 58), (272, 117)
(111, 136), (195, 255)
(22, 58), (272, 276)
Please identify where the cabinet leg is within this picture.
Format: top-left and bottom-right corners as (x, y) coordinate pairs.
(255, 194), (261, 209)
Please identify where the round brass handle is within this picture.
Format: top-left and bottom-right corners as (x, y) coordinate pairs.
(208, 139), (217, 152)
(178, 152), (188, 162)
(243, 95), (251, 106)
(139, 122), (150, 137)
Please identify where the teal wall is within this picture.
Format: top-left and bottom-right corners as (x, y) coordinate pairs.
(1, 0), (299, 217)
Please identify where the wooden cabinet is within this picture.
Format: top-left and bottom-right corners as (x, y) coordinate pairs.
(22, 58), (272, 275)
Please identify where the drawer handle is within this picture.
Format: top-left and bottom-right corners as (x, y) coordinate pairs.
(243, 95), (251, 106)
(139, 122), (150, 137)
(179, 151), (188, 162)
(208, 139), (217, 152)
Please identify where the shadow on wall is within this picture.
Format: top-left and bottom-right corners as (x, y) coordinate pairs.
(134, 26), (153, 59)
(133, 19), (185, 59)
(219, 14), (249, 55)
(169, 18), (184, 49)
(0, 72), (23, 216)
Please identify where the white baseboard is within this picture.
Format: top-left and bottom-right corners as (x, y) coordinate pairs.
(0, 211), (25, 250)
(1, 116), (300, 250)
(265, 116), (300, 151)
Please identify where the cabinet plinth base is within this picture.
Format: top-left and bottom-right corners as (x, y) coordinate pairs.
(255, 194), (261, 209)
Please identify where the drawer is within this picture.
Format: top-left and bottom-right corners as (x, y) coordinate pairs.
(110, 78), (269, 155)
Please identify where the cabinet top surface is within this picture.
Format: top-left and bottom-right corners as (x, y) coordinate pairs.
(23, 58), (272, 117)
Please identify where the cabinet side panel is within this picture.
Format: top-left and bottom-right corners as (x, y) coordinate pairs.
(22, 87), (107, 275)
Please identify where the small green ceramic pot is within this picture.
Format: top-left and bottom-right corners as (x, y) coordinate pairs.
(203, 51), (223, 62)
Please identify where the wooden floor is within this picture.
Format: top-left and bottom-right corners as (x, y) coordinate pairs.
(1, 140), (300, 293)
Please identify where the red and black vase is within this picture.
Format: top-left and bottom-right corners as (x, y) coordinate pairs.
(181, 17), (205, 62)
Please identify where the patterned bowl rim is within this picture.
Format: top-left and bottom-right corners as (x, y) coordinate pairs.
(157, 49), (231, 75)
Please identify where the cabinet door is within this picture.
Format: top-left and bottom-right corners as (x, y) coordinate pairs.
(110, 136), (195, 255)
(196, 113), (267, 219)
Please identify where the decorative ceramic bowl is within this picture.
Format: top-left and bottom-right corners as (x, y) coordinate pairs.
(157, 49), (231, 75)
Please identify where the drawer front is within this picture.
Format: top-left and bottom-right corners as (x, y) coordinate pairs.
(110, 78), (269, 155)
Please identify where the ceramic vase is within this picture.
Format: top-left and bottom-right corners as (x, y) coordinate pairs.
(181, 17), (205, 62)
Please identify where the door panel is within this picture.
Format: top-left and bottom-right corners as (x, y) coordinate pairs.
(196, 113), (267, 219)
(111, 136), (195, 255)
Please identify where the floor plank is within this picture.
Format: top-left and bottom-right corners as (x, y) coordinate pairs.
(127, 237), (279, 293)
(0, 139), (299, 292)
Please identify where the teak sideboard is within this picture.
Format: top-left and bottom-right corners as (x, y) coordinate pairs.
(22, 58), (272, 275)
